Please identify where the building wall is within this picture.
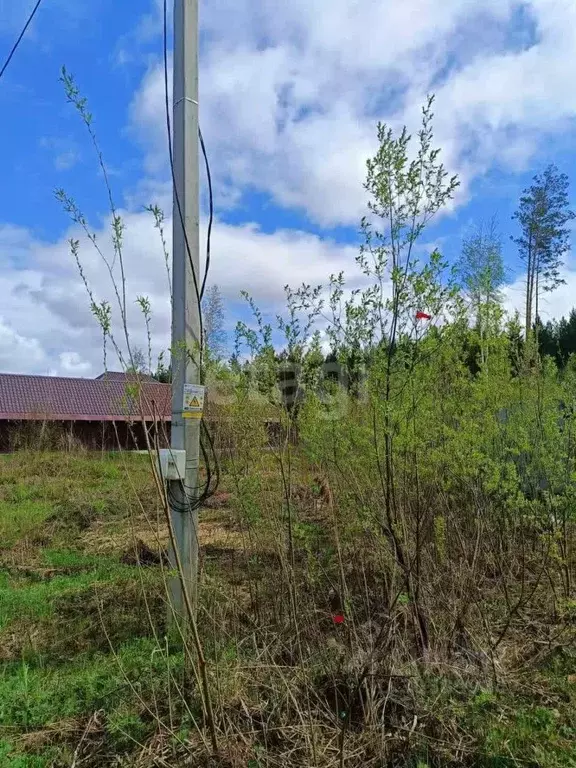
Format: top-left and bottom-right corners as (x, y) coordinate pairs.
(0, 420), (170, 453)
(0, 417), (287, 454)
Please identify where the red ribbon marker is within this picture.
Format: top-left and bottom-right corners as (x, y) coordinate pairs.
(416, 311), (432, 320)
(332, 614), (345, 625)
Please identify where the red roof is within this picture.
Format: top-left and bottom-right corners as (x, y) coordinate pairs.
(0, 372), (171, 422)
(95, 371), (156, 382)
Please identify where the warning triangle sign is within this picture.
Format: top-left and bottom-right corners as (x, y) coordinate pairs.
(190, 396), (200, 408)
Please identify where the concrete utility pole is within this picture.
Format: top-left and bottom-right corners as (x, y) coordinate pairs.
(170, 0), (202, 621)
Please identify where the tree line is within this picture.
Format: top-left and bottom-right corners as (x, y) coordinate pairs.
(216, 164), (576, 384)
(143, 161), (575, 397)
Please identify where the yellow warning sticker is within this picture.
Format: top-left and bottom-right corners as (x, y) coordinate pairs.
(183, 384), (205, 418)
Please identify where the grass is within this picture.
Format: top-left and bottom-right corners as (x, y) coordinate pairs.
(0, 499), (54, 549)
(0, 450), (575, 767)
(0, 452), (180, 766)
(0, 561), (159, 632)
(0, 637), (187, 767)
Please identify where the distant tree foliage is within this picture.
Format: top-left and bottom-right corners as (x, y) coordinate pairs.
(536, 309), (576, 368)
(202, 284), (227, 361)
(153, 351), (171, 383)
(458, 219), (504, 310)
(127, 347), (148, 375)
(457, 219), (505, 367)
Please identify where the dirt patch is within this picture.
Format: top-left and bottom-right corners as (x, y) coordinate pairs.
(120, 539), (168, 567)
(80, 515), (170, 557)
(80, 508), (243, 560)
(201, 519), (245, 550)
(203, 491), (234, 509)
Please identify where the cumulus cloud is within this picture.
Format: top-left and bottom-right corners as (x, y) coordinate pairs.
(503, 268), (576, 324)
(130, 0), (576, 227)
(0, 318), (48, 375)
(2, 204), (576, 374)
(0, 209), (360, 375)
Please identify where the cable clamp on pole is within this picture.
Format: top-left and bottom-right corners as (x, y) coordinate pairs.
(174, 97), (198, 108)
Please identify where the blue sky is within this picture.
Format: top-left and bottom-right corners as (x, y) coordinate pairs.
(1, 0), (576, 375)
(0, 0), (154, 237)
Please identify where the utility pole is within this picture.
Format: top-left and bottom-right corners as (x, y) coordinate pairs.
(170, 0), (201, 623)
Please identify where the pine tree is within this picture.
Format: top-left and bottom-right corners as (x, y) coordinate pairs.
(512, 165), (574, 343)
(557, 309), (576, 365)
(535, 316), (559, 363)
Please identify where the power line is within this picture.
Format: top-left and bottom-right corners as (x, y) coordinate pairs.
(0, 0), (45, 82)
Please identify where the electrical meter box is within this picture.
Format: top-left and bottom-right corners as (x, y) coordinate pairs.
(157, 449), (186, 481)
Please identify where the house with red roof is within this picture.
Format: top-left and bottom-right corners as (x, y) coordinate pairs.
(0, 371), (171, 451)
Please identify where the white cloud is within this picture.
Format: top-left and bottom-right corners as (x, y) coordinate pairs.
(54, 150), (79, 171)
(0, 317), (48, 374)
(427, 1), (576, 173)
(2, 204), (576, 374)
(58, 351), (93, 376)
(4, 195), (576, 374)
(40, 138), (80, 172)
(211, 221), (355, 296)
(129, 0), (576, 227)
(503, 268), (576, 324)
(0, 208), (360, 374)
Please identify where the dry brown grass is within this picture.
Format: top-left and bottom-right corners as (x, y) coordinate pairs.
(1, 440), (576, 767)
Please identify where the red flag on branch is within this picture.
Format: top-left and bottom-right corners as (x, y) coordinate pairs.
(416, 311), (432, 320)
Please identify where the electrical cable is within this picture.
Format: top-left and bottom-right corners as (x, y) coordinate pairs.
(0, 0), (45, 81)
(199, 127), (213, 302)
(167, 423), (220, 513)
(156, 416), (214, 513)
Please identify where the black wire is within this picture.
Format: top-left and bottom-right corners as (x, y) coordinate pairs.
(169, 422), (220, 511)
(201, 419), (220, 493)
(157, 416), (218, 514)
(0, 0), (44, 81)
(199, 128), (213, 302)
(163, 0), (214, 307)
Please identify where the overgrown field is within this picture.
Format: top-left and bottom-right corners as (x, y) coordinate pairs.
(2, 97), (576, 767)
(0, 433), (575, 767)
(0, 451), (239, 767)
